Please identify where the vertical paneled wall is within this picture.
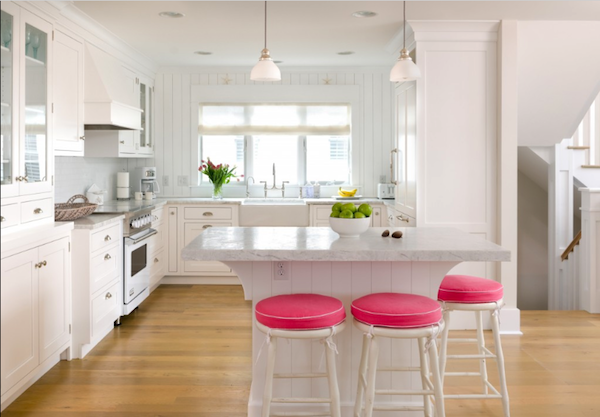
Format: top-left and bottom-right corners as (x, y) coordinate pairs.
(154, 68), (395, 197)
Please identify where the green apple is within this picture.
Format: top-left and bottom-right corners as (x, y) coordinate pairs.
(332, 202), (344, 212)
(358, 203), (373, 217)
(330, 211), (340, 218)
(339, 209), (354, 219)
(354, 212), (366, 219)
(341, 203), (357, 213)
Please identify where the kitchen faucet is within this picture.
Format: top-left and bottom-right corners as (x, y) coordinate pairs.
(245, 176), (255, 198)
(260, 163), (288, 198)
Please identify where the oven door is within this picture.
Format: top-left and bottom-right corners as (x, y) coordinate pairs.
(123, 229), (156, 305)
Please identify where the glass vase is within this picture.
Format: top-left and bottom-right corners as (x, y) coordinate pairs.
(212, 183), (223, 200)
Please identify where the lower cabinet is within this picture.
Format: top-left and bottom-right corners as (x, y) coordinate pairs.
(148, 206), (166, 291)
(1, 236), (71, 406)
(310, 204), (383, 227)
(71, 221), (123, 359)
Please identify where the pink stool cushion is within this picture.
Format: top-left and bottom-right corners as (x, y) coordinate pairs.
(351, 293), (442, 328)
(255, 294), (346, 330)
(438, 275), (503, 303)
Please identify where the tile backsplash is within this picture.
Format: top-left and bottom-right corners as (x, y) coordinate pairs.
(54, 157), (154, 203)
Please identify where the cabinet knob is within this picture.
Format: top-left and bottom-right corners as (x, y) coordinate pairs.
(104, 254), (112, 261)
(16, 176), (29, 182)
(202, 224), (213, 229)
(375, 212), (379, 216)
(0, 216), (5, 222)
(154, 258), (159, 263)
(203, 212), (213, 217)
(170, 212), (175, 215)
(120, 140), (125, 144)
(80, 136), (85, 141)
(34, 208), (43, 214)
(104, 235), (112, 241)
(105, 292), (113, 300)
(35, 262), (41, 269)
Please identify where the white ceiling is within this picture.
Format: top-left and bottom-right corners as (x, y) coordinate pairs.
(72, 1), (600, 67)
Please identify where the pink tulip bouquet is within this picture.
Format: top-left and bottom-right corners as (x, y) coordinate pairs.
(199, 158), (242, 199)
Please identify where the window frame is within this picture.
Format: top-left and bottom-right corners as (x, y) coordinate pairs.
(191, 85), (361, 189)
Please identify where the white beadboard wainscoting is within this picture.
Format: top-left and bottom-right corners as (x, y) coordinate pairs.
(154, 68), (395, 197)
(54, 157), (155, 203)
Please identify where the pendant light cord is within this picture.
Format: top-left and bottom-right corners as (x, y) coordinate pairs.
(264, 1), (268, 49)
(403, 1), (406, 49)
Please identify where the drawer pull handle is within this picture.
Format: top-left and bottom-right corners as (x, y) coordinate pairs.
(396, 215), (410, 223)
(104, 235), (112, 241)
(80, 136), (85, 141)
(120, 140), (125, 144)
(202, 224), (213, 229)
(0, 216), (5, 222)
(154, 258), (159, 263)
(105, 292), (113, 300)
(35, 260), (47, 269)
(34, 208), (43, 214)
(104, 254), (112, 261)
(203, 212), (213, 217)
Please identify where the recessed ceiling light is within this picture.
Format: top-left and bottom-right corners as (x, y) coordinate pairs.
(159, 11), (185, 18)
(352, 11), (377, 18)
(337, 51), (355, 56)
(194, 51), (212, 55)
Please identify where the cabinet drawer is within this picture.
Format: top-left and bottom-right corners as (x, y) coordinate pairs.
(92, 281), (120, 340)
(183, 221), (232, 273)
(152, 208), (164, 226)
(1, 204), (20, 229)
(20, 198), (53, 224)
(91, 223), (121, 253)
(184, 207), (232, 220)
(90, 245), (120, 294)
(148, 249), (165, 282)
(315, 206), (334, 220)
(147, 226), (164, 256)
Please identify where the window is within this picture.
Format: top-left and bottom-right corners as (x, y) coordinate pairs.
(199, 104), (351, 185)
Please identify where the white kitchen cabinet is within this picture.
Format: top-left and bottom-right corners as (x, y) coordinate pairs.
(137, 76), (154, 156)
(148, 206), (165, 291)
(167, 206), (178, 274)
(1, 235), (71, 409)
(53, 30), (84, 156)
(394, 81), (417, 219)
(0, 2), (54, 233)
(83, 129), (151, 158)
(310, 204), (383, 227)
(71, 220), (123, 358)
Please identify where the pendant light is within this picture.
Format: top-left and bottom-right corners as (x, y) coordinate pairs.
(251, 1), (281, 81)
(390, 1), (421, 82)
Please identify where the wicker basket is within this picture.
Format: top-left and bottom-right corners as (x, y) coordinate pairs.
(55, 194), (98, 221)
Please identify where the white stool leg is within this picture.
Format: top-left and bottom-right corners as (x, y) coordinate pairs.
(490, 311), (510, 417)
(325, 340), (342, 417)
(418, 337), (433, 417)
(428, 340), (446, 417)
(364, 336), (380, 417)
(439, 309), (451, 385)
(475, 311), (490, 395)
(354, 333), (371, 417)
(262, 337), (278, 417)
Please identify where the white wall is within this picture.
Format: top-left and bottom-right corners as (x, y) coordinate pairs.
(154, 67), (395, 197)
(517, 171), (549, 310)
(54, 157), (153, 202)
(518, 21), (600, 146)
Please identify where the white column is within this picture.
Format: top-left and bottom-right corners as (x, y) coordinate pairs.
(580, 188), (600, 313)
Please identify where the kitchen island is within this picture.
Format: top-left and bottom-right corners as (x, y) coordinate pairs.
(182, 227), (510, 417)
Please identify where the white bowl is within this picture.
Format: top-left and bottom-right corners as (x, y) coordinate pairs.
(329, 216), (371, 238)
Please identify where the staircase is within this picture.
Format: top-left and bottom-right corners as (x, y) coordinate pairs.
(570, 92), (600, 187)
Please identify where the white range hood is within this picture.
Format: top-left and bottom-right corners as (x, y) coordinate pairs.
(84, 44), (142, 130)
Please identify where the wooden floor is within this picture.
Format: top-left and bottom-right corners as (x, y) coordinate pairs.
(3, 285), (600, 417)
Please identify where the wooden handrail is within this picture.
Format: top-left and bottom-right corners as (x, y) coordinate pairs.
(561, 230), (582, 261)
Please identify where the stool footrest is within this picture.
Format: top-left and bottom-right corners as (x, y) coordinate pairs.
(375, 389), (434, 396)
(448, 338), (479, 343)
(447, 353), (495, 360)
(272, 398), (331, 404)
(445, 372), (483, 377)
(372, 405), (426, 412)
(274, 373), (328, 379)
(271, 412), (332, 417)
(378, 367), (421, 372)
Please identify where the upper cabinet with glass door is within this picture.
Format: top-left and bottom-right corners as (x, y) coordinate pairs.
(137, 76), (154, 156)
(20, 11), (52, 195)
(1, 4), (20, 198)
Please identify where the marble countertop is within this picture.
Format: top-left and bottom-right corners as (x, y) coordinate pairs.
(68, 214), (125, 230)
(94, 199), (167, 214)
(149, 197), (390, 206)
(181, 227), (510, 262)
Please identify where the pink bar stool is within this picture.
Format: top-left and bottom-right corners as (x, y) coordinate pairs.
(255, 294), (347, 417)
(437, 275), (510, 417)
(352, 293), (445, 417)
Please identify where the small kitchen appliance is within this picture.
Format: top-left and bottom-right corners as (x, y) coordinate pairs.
(377, 183), (395, 199)
(131, 167), (160, 199)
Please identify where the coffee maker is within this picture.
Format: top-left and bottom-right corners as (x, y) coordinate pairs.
(130, 167), (160, 199)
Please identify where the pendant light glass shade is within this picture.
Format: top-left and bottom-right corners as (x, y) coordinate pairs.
(251, 48), (281, 81)
(251, 2), (281, 82)
(390, 1), (421, 82)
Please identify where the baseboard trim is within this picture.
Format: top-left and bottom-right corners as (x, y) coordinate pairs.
(161, 276), (241, 285)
